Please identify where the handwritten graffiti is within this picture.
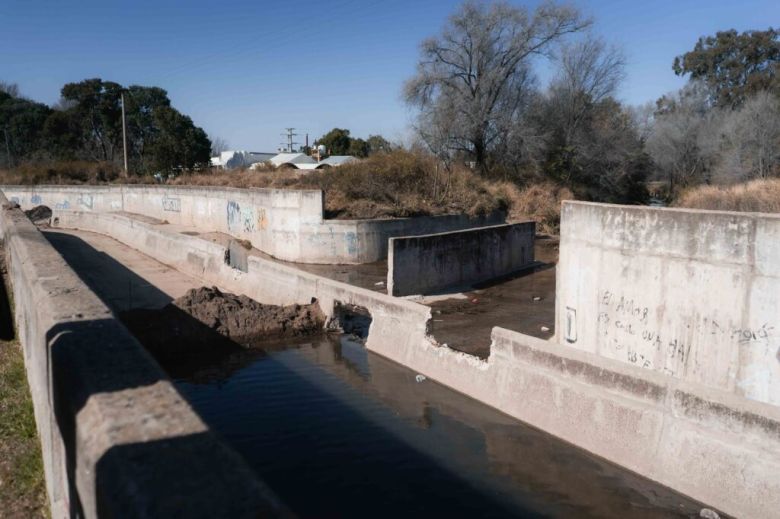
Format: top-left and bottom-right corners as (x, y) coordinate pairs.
(597, 288), (776, 373)
(227, 200), (241, 231)
(162, 196), (181, 212)
(55, 200), (70, 210)
(9, 196), (20, 204)
(31, 194), (41, 205)
(78, 194), (93, 210)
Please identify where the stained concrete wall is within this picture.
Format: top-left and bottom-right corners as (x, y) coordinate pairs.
(387, 222), (535, 296)
(53, 208), (780, 518)
(556, 201), (780, 407)
(2, 185), (503, 264)
(0, 199), (289, 517)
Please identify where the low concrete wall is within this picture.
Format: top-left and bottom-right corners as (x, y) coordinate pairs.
(2, 185), (503, 264)
(0, 200), (289, 517)
(556, 201), (780, 406)
(54, 208), (780, 517)
(387, 222), (535, 296)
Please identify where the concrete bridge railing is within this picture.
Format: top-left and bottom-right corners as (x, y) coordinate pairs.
(0, 196), (291, 518)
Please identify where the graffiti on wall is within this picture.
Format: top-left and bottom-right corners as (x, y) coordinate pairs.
(162, 196), (181, 212)
(31, 194), (42, 205)
(78, 194), (93, 210)
(596, 288), (776, 375)
(55, 200), (70, 210)
(227, 200), (264, 233)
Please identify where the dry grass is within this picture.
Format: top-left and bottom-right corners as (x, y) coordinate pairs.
(675, 179), (780, 213)
(173, 150), (505, 219)
(490, 181), (573, 234)
(0, 154), (575, 228)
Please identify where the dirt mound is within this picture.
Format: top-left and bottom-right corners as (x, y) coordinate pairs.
(174, 286), (324, 341)
(120, 287), (325, 362)
(24, 205), (52, 226)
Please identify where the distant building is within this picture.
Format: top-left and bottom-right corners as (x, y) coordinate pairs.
(318, 155), (359, 168)
(210, 150), (276, 169)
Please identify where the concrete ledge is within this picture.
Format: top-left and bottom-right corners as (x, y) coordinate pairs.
(387, 222), (535, 296)
(2, 184), (504, 264)
(0, 199), (290, 517)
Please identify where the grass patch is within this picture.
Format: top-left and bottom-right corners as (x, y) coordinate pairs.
(0, 323), (47, 518)
(675, 179), (780, 213)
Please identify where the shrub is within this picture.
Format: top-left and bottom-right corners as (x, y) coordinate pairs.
(675, 179), (780, 213)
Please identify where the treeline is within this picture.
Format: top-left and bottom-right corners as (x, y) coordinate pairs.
(403, 1), (780, 203)
(0, 79), (211, 174)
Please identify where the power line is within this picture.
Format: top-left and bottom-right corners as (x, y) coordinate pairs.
(280, 127), (298, 153)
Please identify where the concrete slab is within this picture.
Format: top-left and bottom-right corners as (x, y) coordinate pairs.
(43, 228), (203, 311)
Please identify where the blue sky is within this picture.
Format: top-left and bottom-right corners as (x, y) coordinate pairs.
(1, 0), (778, 150)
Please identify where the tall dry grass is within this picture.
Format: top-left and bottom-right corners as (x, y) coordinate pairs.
(489, 181), (573, 234)
(675, 179), (780, 213)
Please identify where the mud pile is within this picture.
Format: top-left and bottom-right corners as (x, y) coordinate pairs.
(121, 286), (325, 362)
(24, 205), (52, 226)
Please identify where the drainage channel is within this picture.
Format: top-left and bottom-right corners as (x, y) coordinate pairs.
(42, 226), (708, 518)
(174, 335), (705, 519)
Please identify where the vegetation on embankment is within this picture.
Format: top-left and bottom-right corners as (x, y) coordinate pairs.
(674, 178), (780, 213)
(0, 340), (47, 518)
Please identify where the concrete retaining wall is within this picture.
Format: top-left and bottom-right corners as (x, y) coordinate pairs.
(53, 208), (780, 517)
(387, 222), (535, 296)
(2, 185), (503, 264)
(556, 201), (780, 407)
(0, 199), (289, 517)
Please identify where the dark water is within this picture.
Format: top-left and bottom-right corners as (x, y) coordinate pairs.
(174, 336), (703, 519)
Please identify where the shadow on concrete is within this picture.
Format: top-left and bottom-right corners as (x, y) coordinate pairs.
(43, 230), (174, 311)
(0, 259), (16, 341)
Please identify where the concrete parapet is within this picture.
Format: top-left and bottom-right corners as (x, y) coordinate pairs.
(556, 201), (780, 406)
(2, 184), (503, 264)
(387, 222), (535, 296)
(0, 199), (290, 517)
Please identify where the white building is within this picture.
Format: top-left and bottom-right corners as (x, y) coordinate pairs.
(210, 150), (276, 169)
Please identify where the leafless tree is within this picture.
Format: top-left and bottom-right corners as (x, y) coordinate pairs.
(717, 91), (780, 181)
(548, 35), (626, 144)
(403, 0), (588, 171)
(646, 82), (719, 191)
(209, 135), (229, 156)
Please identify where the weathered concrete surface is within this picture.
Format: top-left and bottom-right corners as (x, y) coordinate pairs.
(422, 237), (557, 358)
(388, 222), (535, 296)
(0, 198), (290, 517)
(43, 228), (201, 310)
(3, 184), (503, 264)
(53, 207), (780, 517)
(556, 201), (780, 406)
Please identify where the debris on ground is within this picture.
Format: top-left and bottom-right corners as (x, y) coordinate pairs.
(415, 374), (426, 383)
(541, 326), (550, 332)
(24, 206), (52, 226)
(121, 286), (325, 361)
(533, 296), (542, 301)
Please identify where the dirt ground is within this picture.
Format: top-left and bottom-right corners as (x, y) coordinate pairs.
(423, 237), (559, 358)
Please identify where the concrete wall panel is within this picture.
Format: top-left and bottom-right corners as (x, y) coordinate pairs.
(557, 201), (780, 406)
(387, 222), (535, 296)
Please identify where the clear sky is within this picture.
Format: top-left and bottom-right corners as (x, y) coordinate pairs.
(1, 0), (778, 151)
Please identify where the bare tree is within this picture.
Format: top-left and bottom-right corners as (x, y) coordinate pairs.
(646, 82), (719, 191)
(209, 135), (229, 156)
(403, 0), (588, 171)
(549, 35), (626, 143)
(717, 91), (780, 181)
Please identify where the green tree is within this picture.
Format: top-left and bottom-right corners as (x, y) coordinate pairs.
(348, 137), (369, 158)
(673, 28), (780, 108)
(316, 128), (352, 155)
(0, 89), (52, 165)
(367, 134), (393, 155)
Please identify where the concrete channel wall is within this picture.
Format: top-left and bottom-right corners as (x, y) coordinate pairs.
(53, 208), (780, 518)
(556, 201), (780, 407)
(1, 185), (503, 264)
(387, 222), (535, 296)
(0, 199), (289, 518)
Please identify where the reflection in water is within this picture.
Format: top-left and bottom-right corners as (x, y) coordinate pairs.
(174, 336), (702, 519)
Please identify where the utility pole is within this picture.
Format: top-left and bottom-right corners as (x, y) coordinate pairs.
(2, 128), (10, 170)
(121, 92), (129, 177)
(280, 127), (298, 153)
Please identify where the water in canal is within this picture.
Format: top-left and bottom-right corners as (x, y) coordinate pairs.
(173, 335), (703, 518)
